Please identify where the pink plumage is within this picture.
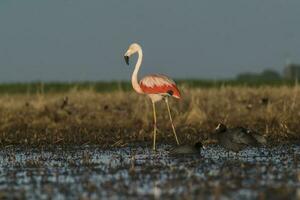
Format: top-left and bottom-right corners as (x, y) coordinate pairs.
(124, 43), (181, 150)
(139, 74), (181, 99)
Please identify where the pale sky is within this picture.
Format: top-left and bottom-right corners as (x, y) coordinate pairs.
(0, 0), (299, 82)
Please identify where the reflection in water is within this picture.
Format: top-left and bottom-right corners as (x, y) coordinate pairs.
(0, 144), (299, 199)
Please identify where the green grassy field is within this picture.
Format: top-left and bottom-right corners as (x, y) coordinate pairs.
(0, 79), (297, 94)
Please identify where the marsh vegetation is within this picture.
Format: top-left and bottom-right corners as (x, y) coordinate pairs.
(0, 84), (299, 147)
(0, 83), (299, 199)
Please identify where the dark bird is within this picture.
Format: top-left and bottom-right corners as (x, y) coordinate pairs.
(260, 97), (269, 105)
(168, 142), (203, 156)
(214, 123), (266, 152)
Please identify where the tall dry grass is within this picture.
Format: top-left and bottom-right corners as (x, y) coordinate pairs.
(0, 86), (299, 147)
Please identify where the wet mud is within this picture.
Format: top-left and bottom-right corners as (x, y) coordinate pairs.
(0, 144), (300, 199)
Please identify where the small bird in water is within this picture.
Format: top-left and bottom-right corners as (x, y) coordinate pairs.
(168, 142), (203, 156)
(214, 123), (266, 152)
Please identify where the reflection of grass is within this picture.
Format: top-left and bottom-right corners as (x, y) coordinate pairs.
(0, 85), (299, 146)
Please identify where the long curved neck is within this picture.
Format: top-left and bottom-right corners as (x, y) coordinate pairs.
(131, 48), (143, 94)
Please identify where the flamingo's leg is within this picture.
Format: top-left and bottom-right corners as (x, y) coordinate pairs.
(152, 101), (157, 150)
(165, 98), (180, 145)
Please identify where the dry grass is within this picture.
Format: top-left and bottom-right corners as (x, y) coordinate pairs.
(0, 86), (299, 147)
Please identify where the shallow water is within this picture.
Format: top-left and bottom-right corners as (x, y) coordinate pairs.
(0, 144), (300, 199)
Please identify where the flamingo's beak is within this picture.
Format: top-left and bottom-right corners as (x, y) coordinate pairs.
(124, 56), (129, 65)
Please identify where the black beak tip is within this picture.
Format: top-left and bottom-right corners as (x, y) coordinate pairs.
(124, 56), (129, 65)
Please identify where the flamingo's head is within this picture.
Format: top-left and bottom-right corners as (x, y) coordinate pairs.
(124, 43), (141, 65)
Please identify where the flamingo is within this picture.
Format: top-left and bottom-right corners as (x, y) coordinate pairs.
(124, 43), (181, 150)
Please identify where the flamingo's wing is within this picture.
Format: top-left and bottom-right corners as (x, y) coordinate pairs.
(139, 74), (181, 99)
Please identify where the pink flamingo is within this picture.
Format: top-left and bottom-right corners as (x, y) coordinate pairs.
(124, 43), (181, 150)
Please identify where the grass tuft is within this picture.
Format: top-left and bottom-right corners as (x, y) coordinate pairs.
(0, 85), (299, 147)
